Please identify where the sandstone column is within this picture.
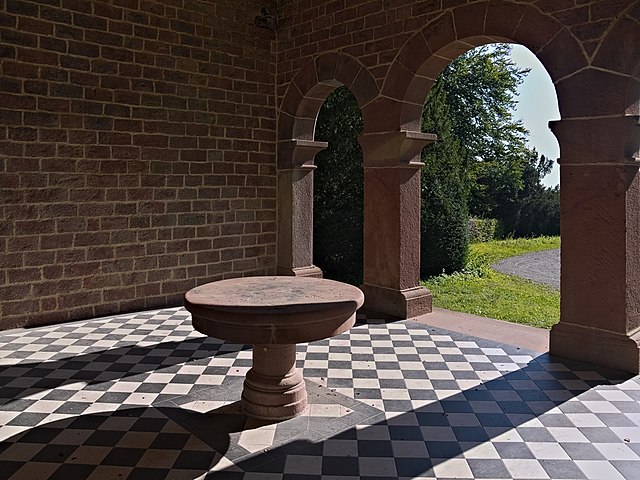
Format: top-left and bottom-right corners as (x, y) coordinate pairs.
(359, 131), (436, 318)
(550, 115), (640, 373)
(276, 139), (327, 278)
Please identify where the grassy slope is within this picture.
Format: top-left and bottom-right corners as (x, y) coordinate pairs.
(422, 236), (560, 329)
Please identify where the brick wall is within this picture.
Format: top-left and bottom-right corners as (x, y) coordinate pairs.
(0, 0), (278, 328)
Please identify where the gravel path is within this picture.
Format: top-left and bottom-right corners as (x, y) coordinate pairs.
(491, 248), (560, 289)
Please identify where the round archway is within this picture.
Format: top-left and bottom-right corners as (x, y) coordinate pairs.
(276, 53), (378, 279)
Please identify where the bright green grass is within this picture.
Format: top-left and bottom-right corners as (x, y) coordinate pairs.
(422, 236), (560, 329)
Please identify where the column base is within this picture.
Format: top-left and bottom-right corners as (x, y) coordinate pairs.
(550, 322), (640, 374)
(276, 265), (323, 278)
(360, 283), (432, 319)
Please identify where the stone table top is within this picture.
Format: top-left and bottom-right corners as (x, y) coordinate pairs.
(185, 276), (364, 314)
(184, 276), (365, 345)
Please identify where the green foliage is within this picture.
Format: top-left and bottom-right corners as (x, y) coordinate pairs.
(425, 270), (560, 329)
(441, 44), (529, 217)
(469, 235), (560, 265)
(515, 186), (560, 237)
(427, 44), (560, 242)
(313, 86), (363, 284)
(423, 236), (560, 329)
(468, 217), (499, 243)
(509, 155), (560, 237)
(420, 80), (469, 276)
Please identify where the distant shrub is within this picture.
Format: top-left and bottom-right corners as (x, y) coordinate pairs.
(513, 186), (560, 238)
(420, 196), (469, 276)
(468, 217), (499, 243)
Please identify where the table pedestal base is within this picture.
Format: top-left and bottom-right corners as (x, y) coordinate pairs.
(241, 344), (308, 421)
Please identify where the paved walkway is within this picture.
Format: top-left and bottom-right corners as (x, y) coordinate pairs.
(417, 307), (549, 353)
(492, 248), (560, 289)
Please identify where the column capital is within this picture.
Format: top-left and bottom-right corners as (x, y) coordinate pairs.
(277, 139), (328, 169)
(358, 130), (436, 167)
(551, 116), (639, 165)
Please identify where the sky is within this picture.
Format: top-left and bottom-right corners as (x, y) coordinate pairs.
(509, 44), (561, 188)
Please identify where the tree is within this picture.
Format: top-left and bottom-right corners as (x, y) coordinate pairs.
(511, 154), (560, 237)
(438, 45), (531, 218)
(420, 79), (469, 276)
(425, 44), (559, 239)
(313, 87), (364, 284)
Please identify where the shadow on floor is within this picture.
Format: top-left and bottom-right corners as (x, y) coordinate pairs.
(0, 405), (237, 479)
(0, 337), (250, 406)
(1, 351), (633, 479)
(218, 353), (634, 478)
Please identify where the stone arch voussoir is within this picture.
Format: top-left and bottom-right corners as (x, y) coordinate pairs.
(276, 53), (379, 280)
(626, 62), (640, 161)
(278, 52), (379, 142)
(594, 10), (640, 79)
(592, 7), (640, 161)
(383, 1), (587, 133)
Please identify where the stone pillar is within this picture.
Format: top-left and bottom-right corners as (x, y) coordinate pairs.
(549, 116), (640, 374)
(359, 131), (436, 318)
(277, 139), (327, 278)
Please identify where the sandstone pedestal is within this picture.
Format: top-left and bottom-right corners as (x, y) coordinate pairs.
(184, 276), (364, 421)
(242, 344), (307, 420)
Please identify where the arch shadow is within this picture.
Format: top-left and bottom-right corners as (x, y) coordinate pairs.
(221, 345), (635, 477)
(1, 324), (633, 479)
(0, 406), (236, 479)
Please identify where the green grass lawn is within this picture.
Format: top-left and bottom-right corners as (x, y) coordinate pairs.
(422, 236), (560, 329)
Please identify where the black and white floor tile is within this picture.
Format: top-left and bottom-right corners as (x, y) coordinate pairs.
(0, 307), (639, 479)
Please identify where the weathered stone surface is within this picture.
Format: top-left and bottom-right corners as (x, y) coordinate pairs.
(552, 163), (640, 373)
(593, 16), (640, 76)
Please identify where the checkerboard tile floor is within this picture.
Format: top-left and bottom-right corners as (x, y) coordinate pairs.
(0, 307), (639, 479)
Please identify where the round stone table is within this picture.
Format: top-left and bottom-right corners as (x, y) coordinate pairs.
(184, 276), (364, 421)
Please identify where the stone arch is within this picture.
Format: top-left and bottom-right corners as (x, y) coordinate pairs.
(278, 52), (378, 143)
(276, 53), (378, 279)
(378, 2), (586, 133)
(363, 0), (640, 372)
(546, 7), (640, 165)
(545, 7), (640, 373)
(593, 8), (640, 160)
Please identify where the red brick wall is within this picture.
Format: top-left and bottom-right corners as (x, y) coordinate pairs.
(0, 0), (278, 328)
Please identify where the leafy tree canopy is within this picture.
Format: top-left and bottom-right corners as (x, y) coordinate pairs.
(426, 44), (558, 236)
(420, 76), (469, 276)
